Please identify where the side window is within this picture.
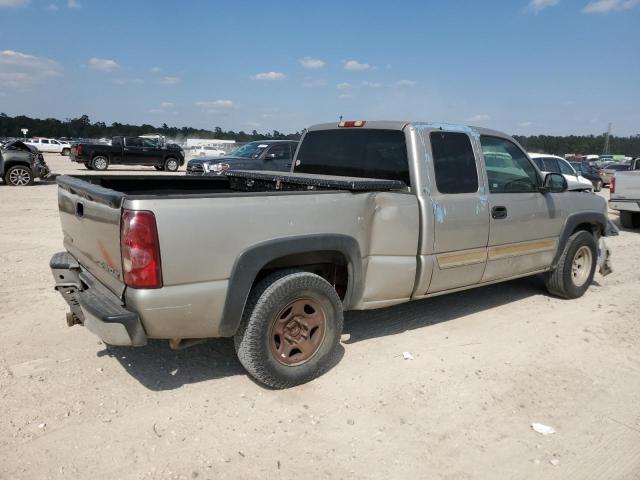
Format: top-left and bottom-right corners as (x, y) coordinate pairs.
(481, 136), (539, 193)
(125, 137), (143, 147)
(557, 159), (575, 175)
(267, 144), (291, 160)
(142, 138), (158, 148)
(41, 139), (50, 144)
(430, 132), (478, 194)
(532, 157), (544, 170)
(542, 157), (561, 173)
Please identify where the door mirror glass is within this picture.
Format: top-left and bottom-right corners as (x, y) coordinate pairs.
(542, 173), (567, 193)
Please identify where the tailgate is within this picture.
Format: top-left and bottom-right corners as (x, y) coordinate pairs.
(612, 171), (640, 200)
(57, 176), (126, 297)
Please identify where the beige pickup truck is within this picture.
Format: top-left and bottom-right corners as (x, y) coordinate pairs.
(50, 121), (617, 388)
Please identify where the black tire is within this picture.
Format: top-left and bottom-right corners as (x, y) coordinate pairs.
(544, 230), (597, 299)
(5, 165), (34, 186)
(593, 180), (602, 192)
(163, 157), (180, 172)
(620, 211), (640, 229)
(61, 148), (70, 156)
(91, 156), (109, 171)
(234, 270), (343, 389)
(84, 161), (94, 170)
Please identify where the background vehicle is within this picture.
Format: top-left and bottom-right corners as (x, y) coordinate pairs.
(25, 137), (72, 155)
(603, 162), (631, 181)
(570, 161), (605, 191)
(529, 153), (594, 191)
(186, 140), (298, 176)
(0, 140), (50, 186)
(69, 136), (185, 171)
(51, 121), (615, 388)
(609, 158), (640, 228)
(191, 145), (226, 157)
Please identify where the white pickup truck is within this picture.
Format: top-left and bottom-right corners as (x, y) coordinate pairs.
(609, 158), (640, 228)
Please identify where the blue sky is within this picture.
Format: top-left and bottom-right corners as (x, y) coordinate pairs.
(0, 0), (638, 135)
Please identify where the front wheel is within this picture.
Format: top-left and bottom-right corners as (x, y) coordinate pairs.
(163, 158), (179, 172)
(544, 230), (597, 299)
(5, 165), (34, 186)
(234, 270), (343, 389)
(91, 156), (109, 171)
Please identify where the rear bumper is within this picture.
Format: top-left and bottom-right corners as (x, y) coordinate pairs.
(50, 252), (147, 346)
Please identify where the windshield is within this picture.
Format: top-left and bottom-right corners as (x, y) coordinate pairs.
(229, 143), (268, 159)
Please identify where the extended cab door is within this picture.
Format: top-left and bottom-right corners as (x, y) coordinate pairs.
(422, 130), (490, 293)
(480, 136), (562, 282)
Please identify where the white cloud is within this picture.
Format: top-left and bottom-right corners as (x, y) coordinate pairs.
(88, 57), (119, 72)
(337, 82), (354, 90)
(395, 79), (417, 87)
(147, 109), (164, 114)
(583, 0), (639, 13)
(362, 81), (382, 88)
(247, 121), (261, 128)
(526, 0), (560, 13)
(467, 114), (491, 123)
(195, 100), (235, 109)
(159, 76), (181, 85)
(252, 71), (286, 81)
(344, 60), (370, 71)
(150, 66), (161, 73)
(301, 78), (327, 88)
(0, 0), (30, 6)
(67, 0), (80, 8)
(299, 57), (325, 69)
(338, 94), (353, 99)
(0, 50), (62, 88)
(518, 121), (533, 127)
(160, 101), (174, 108)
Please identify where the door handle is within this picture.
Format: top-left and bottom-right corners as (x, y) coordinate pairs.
(492, 206), (507, 219)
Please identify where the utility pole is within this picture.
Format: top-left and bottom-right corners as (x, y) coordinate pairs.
(603, 122), (612, 155)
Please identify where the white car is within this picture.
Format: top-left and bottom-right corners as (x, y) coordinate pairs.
(192, 145), (226, 157)
(529, 153), (593, 191)
(25, 137), (72, 155)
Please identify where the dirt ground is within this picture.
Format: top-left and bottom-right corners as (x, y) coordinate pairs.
(1, 153), (639, 480)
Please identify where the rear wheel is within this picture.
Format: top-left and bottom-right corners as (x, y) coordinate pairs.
(544, 230), (597, 299)
(163, 157), (179, 172)
(91, 156), (109, 171)
(5, 165), (34, 186)
(234, 270), (343, 389)
(620, 211), (640, 229)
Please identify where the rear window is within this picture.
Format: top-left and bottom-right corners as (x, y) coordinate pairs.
(295, 129), (410, 184)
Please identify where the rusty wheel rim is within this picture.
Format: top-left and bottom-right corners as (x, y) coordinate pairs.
(269, 297), (327, 366)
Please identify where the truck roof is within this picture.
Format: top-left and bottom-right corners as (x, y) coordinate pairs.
(306, 120), (510, 139)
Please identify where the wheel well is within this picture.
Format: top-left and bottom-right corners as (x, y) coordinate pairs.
(5, 160), (31, 169)
(255, 251), (349, 300)
(572, 222), (601, 237)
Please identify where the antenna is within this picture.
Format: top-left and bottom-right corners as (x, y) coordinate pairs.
(603, 122), (612, 155)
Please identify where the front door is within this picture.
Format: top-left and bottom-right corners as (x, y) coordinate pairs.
(262, 144), (293, 171)
(480, 136), (563, 282)
(123, 137), (145, 164)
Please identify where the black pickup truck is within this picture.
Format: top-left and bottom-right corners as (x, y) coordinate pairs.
(69, 136), (185, 171)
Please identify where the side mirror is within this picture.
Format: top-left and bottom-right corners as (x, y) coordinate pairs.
(541, 173), (567, 193)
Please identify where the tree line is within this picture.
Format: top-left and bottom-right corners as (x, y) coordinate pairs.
(0, 113), (301, 143)
(1, 113), (638, 156)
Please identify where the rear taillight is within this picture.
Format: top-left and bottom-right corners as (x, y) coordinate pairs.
(610, 177), (615, 194)
(120, 210), (162, 289)
(76, 144), (83, 156)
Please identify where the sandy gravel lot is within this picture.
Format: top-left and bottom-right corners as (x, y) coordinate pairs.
(1, 153), (639, 480)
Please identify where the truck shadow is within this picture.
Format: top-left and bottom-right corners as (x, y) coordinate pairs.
(99, 275), (569, 391)
(343, 275), (547, 344)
